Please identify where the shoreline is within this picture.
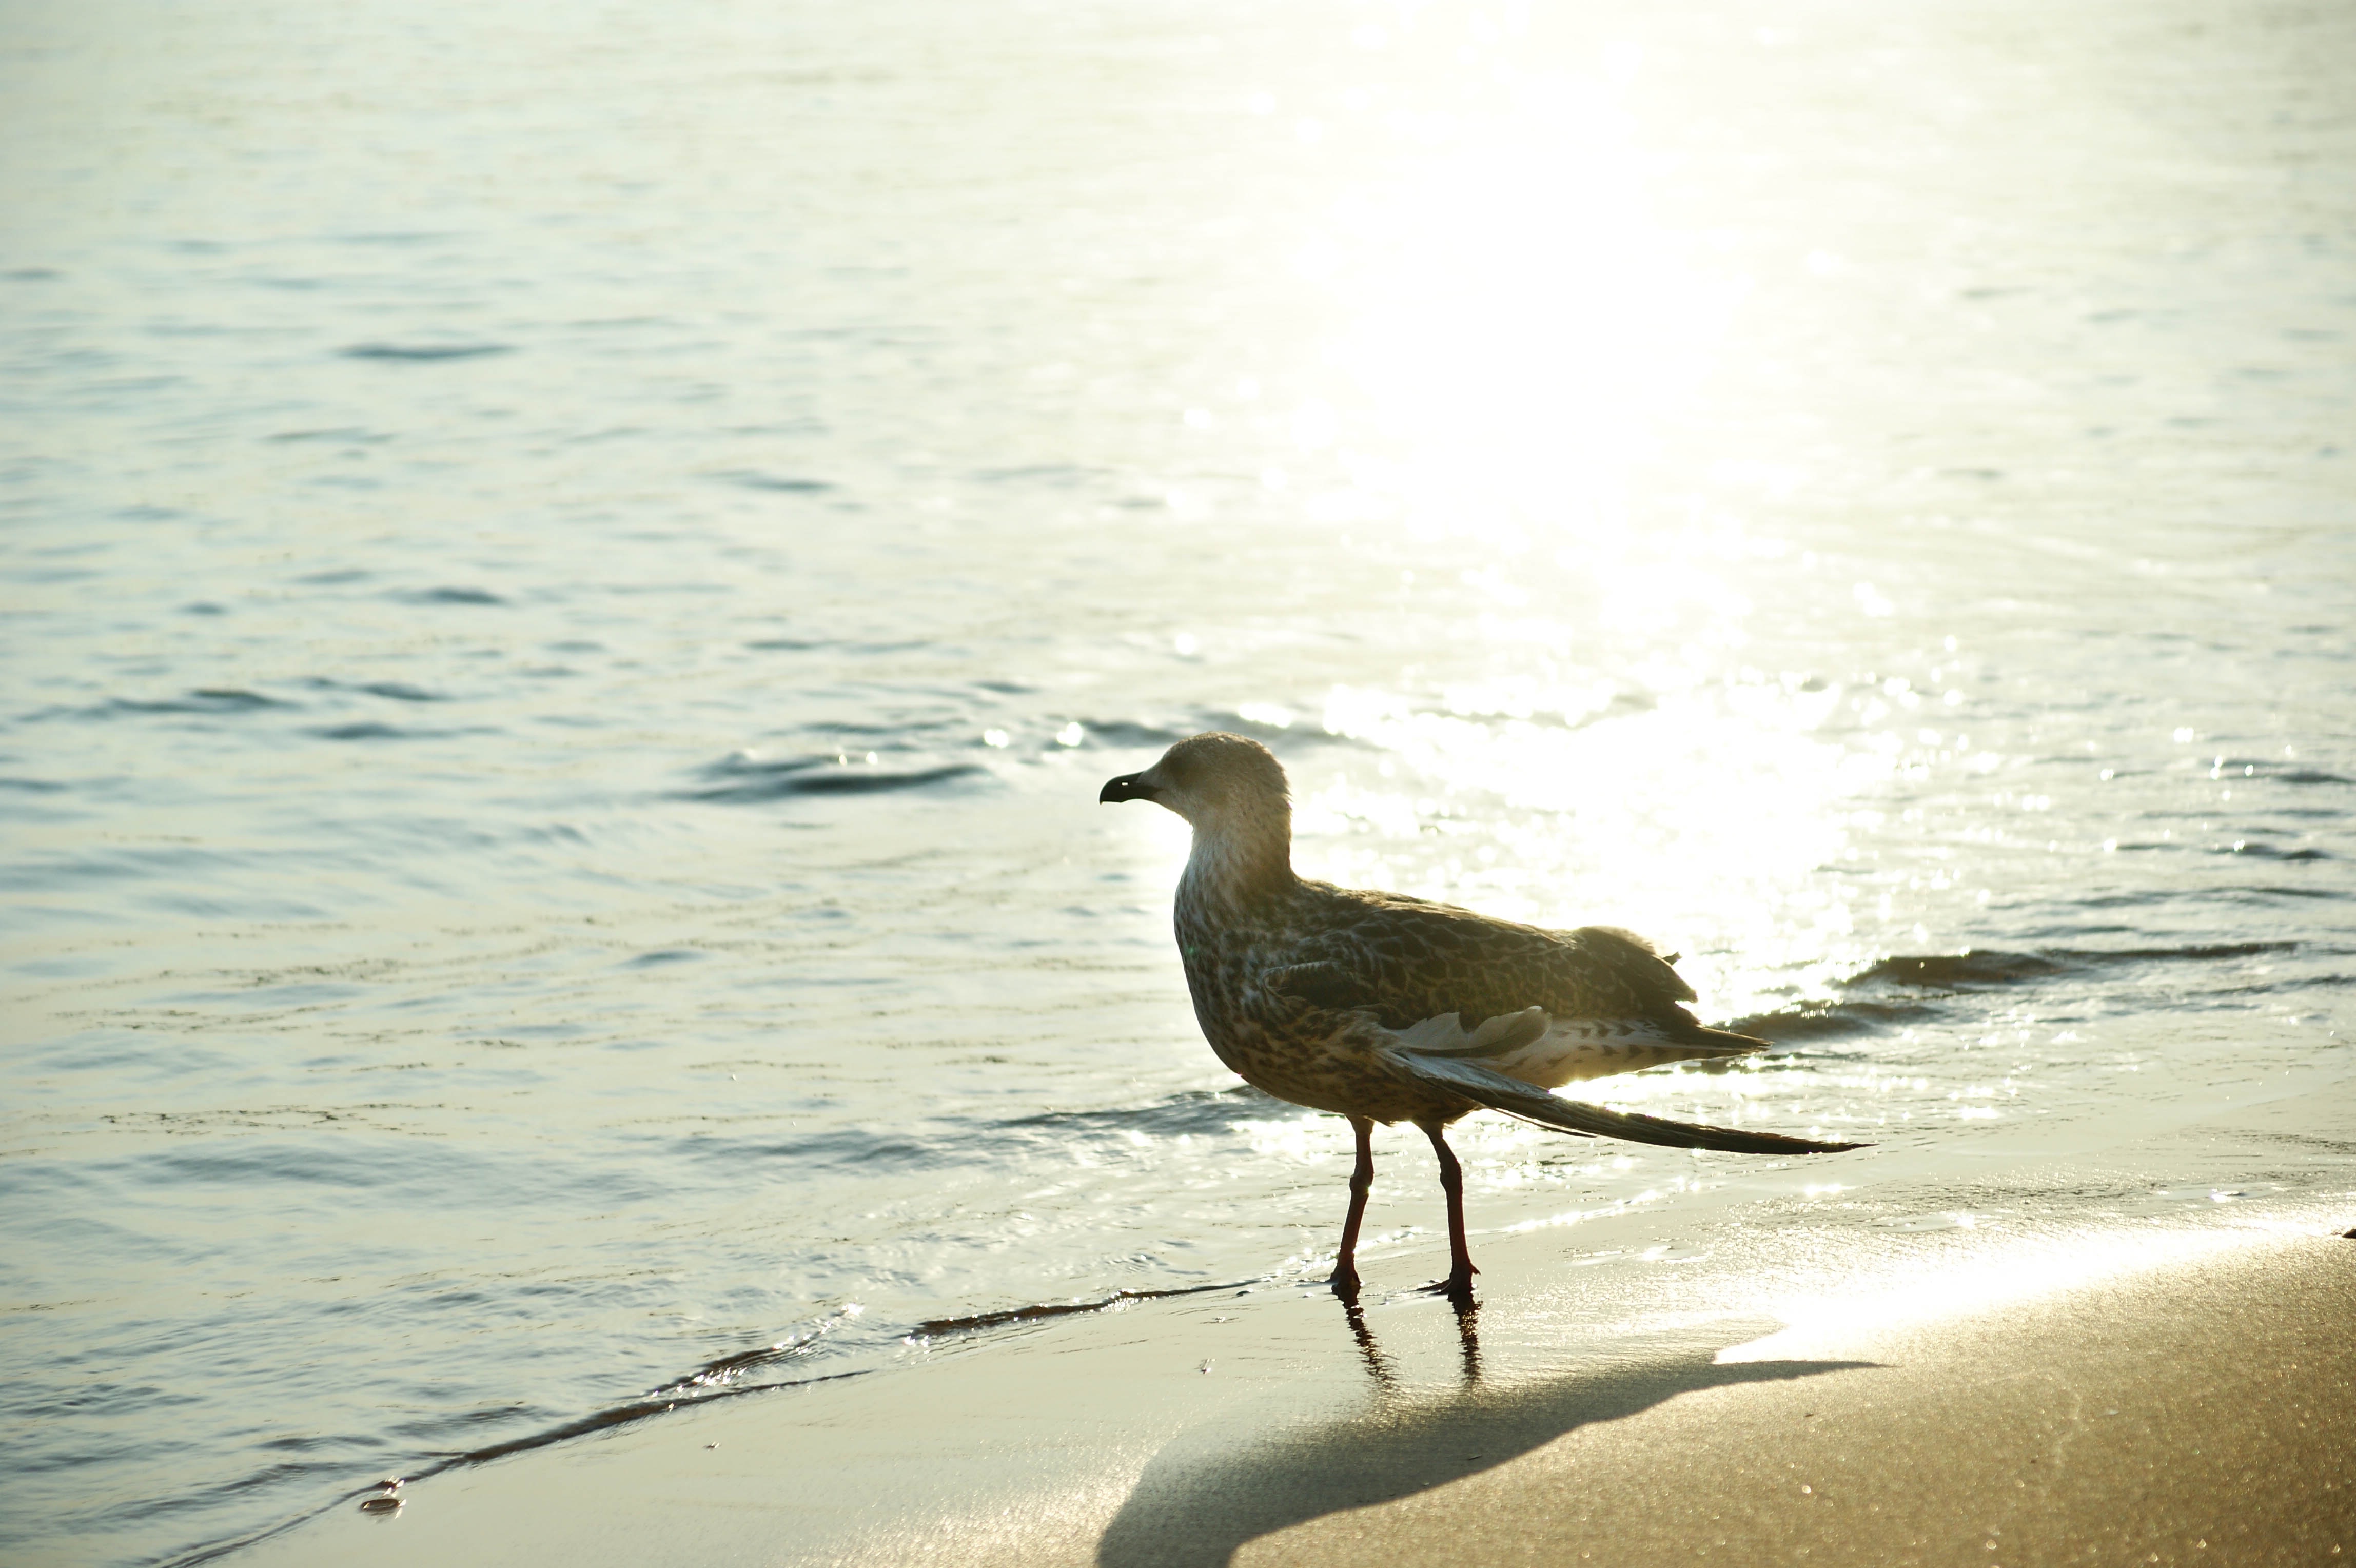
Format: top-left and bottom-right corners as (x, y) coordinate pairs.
(224, 1077), (2356, 1568)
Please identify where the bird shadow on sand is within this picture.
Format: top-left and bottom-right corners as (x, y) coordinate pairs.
(1095, 1296), (1873, 1568)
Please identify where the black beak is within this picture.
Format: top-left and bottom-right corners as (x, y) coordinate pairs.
(1100, 772), (1159, 804)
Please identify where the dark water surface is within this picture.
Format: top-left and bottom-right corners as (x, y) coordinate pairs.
(4, 0), (2352, 1562)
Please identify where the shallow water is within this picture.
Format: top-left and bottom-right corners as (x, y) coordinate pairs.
(3, 0), (2352, 1562)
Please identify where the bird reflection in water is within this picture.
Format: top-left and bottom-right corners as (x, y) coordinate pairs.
(1337, 1286), (1482, 1390)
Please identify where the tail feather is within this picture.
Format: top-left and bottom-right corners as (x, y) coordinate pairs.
(1691, 1024), (1772, 1054)
(1376, 1039), (1865, 1155)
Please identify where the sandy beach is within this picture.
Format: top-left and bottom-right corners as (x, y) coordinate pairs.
(225, 1079), (2356, 1568)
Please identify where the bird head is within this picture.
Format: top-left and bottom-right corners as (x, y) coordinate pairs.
(1100, 732), (1291, 842)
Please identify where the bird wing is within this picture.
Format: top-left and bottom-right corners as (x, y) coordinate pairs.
(1372, 1035), (1865, 1154)
(1388, 1005), (1553, 1059)
(1269, 886), (1721, 1039)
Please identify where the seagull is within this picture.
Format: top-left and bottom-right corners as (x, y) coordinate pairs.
(1100, 731), (1862, 1298)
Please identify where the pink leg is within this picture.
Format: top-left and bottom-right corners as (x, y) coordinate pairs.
(1423, 1122), (1478, 1297)
(1332, 1116), (1375, 1298)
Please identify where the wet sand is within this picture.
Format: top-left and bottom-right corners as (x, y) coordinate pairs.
(228, 1082), (2356, 1568)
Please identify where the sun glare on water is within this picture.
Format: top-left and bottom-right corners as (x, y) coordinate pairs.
(1320, 58), (1741, 557)
(1196, 9), (1913, 1134)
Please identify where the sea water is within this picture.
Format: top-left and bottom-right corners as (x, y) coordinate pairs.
(3, 0), (2351, 1561)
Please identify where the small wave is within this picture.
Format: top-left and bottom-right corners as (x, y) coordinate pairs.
(438, 1367), (870, 1465)
(682, 753), (985, 803)
(1211, 710), (1361, 748)
(2210, 841), (2330, 860)
(1064, 712), (1376, 753)
(266, 427), (388, 444)
(1732, 997), (1940, 1043)
(292, 676), (450, 702)
(1076, 719), (1192, 749)
(394, 585), (506, 606)
(0, 776), (70, 792)
(1732, 941), (2306, 1041)
(713, 469), (834, 493)
(179, 687), (283, 712)
(308, 722), (474, 742)
(665, 1340), (819, 1386)
(912, 1280), (1250, 1339)
(72, 688), (292, 718)
(737, 764), (983, 798)
(1845, 942), (2298, 990)
(682, 1095), (1281, 1184)
(2080, 886), (2343, 907)
(1007, 1085), (1280, 1140)
(1847, 952), (2071, 988)
(970, 463), (1106, 487)
(1079, 711), (1366, 751)
(812, 720), (941, 739)
(741, 638), (929, 655)
(2207, 759), (2352, 786)
(2201, 971), (2356, 999)
(649, 1329), (842, 1396)
(679, 1127), (951, 1172)
(356, 681), (445, 702)
(2211, 884), (2345, 901)
(339, 342), (513, 361)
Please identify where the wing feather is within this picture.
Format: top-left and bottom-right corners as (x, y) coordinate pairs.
(1390, 1006), (1551, 1058)
(1281, 884), (1714, 1041)
(1375, 1037), (1864, 1154)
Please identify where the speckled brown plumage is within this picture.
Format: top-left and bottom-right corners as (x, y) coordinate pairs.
(1172, 875), (1749, 1123)
(1101, 731), (1861, 1297)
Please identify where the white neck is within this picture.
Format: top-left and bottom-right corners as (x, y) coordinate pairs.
(1177, 811), (1294, 911)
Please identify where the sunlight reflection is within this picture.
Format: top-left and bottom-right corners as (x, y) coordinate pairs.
(1292, 675), (1889, 1006)
(1304, 43), (1744, 552)
(1247, 12), (1900, 1019)
(1231, 1114), (1337, 1164)
(1718, 1226), (2312, 1364)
